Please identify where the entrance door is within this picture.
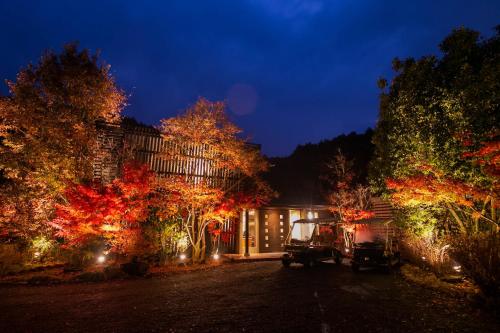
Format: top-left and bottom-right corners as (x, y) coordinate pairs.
(240, 209), (259, 254)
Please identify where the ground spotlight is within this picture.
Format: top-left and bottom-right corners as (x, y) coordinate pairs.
(213, 253), (220, 260)
(179, 253), (187, 260)
(97, 255), (106, 264)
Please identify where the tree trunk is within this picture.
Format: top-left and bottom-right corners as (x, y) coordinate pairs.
(446, 202), (466, 234)
(191, 240), (202, 263)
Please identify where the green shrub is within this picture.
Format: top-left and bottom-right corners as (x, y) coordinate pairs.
(31, 236), (58, 262)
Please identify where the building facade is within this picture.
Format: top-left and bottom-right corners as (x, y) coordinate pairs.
(94, 119), (242, 253)
(236, 197), (394, 255)
(238, 205), (332, 254)
(94, 120), (392, 256)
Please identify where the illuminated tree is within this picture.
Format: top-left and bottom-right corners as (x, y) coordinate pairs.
(158, 98), (272, 263)
(386, 137), (499, 234)
(370, 26), (499, 292)
(371, 27), (499, 195)
(326, 151), (374, 223)
(50, 162), (154, 254)
(0, 43), (126, 239)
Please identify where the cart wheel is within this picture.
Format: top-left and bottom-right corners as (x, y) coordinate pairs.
(334, 252), (342, 265)
(396, 253), (402, 266)
(385, 258), (395, 274)
(351, 263), (359, 272)
(304, 258), (315, 269)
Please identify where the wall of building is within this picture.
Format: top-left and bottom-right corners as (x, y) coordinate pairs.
(237, 206), (333, 254)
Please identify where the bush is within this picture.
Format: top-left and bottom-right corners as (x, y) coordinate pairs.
(452, 233), (500, 297)
(31, 236), (58, 262)
(62, 237), (107, 270)
(74, 271), (106, 282)
(401, 232), (454, 275)
(27, 275), (62, 285)
(0, 244), (25, 276)
(104, 265), (128, 280)
(121, 257), (149, 276)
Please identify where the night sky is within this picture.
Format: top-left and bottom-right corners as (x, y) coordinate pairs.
(1, 1), (499, 156)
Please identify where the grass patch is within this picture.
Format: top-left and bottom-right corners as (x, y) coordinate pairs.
(401, 264), (479, 296)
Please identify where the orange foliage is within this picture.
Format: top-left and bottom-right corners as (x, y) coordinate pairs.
(156, 98), (272, 262)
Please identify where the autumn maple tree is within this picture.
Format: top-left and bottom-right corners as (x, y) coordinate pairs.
(0, 43), (126, 240)
(326, 151), (374, 223)
(50, 162), (154, 254)
(157, 98), (272, 263)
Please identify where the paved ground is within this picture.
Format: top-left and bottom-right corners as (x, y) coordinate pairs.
(0, 261), (498, 333)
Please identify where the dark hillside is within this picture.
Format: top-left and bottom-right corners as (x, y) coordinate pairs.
(264, 129), (374, 205)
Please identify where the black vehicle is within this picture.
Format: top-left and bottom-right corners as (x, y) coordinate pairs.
(282, 218), (343, 268)
(346, 218), (400, 272)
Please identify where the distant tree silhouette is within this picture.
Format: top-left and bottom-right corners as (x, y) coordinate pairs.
(264, 129), (374, 205)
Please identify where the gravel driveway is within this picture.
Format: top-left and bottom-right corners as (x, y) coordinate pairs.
(0, 261), (498, 332)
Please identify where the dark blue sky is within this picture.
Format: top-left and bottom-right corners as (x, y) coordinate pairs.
(1, 1), (499, 156)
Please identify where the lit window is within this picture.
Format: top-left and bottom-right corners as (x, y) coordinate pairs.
(265, 228), (268, 233)
(265, 214), (268, 218)
(265, 243), (269, 248)
(279, 214), (283, 219)
(280, 228), (283, 233)
(280, 221), (283, 226)
(265, 236), (269, 240)
(314, 212), (319, 218)
(265, 221), (268, 226)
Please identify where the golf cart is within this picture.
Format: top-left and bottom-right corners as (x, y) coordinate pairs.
(343, 218), (400, 272)
(282, 218), (343, 268)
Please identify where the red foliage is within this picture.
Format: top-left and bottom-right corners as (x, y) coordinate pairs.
(330, 206), (375, 224)
(386, 173), (494, 208)
(462, 137), (500, 179)
(387, 135), (499, 209)
(50, 162), (155, 250)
